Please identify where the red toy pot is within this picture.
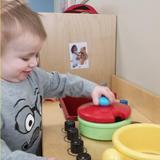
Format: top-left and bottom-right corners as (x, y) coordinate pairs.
(77, 102), (132, 140)
(78, 102), (131, 123)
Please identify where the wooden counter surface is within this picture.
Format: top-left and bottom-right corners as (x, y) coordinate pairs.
(42, 101), (151, 159)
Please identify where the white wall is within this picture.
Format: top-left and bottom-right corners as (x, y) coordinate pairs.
(87, 0), (160, 95)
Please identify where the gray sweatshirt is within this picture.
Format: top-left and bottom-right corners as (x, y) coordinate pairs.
(1, 67), (97, 160)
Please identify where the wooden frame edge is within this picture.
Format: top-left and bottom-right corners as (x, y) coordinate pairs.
(111, 75), (160, 124)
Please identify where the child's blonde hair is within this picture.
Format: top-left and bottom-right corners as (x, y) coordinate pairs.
(1, 0), (47, 54)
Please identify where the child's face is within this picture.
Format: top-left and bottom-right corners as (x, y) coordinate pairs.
(1, 32), (44, 82)
(73, 46), (78, 53)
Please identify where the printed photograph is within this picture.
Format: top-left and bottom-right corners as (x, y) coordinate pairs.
(69, 42), (89, 69)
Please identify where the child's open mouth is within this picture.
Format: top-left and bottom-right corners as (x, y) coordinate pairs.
(23, 70), (32, 75)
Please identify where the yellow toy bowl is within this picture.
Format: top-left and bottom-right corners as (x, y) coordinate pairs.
(102, 123), (160, 160)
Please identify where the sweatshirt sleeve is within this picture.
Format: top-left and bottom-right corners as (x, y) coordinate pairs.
(0, 119), (47, 160)
(31, 67), (97, 98)
(1, 140), (47, 160)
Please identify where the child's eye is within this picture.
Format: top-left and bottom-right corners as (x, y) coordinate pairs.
(22, 57), (30, 61)
(21, 52), (39, 61)
(36, 54), (39, 58)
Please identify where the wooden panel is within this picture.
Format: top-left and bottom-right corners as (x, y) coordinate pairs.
(40, 13), (116, 87)
(111, 75), (160, 124)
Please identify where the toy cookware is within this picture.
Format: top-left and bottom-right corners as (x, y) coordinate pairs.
(78, 102), (131, 140)
(102, 123), (160, 160)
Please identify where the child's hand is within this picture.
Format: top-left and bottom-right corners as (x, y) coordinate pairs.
(91, 86), (115, 105)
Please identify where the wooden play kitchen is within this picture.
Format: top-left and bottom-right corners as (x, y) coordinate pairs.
(40, 13), (160, 160)
(42, 94), (160, 160)
(42, 75), (160, 160)
(42, 83), (159, 160)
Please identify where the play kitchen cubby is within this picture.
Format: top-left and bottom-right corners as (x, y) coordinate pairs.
(60, 96), (92, 120)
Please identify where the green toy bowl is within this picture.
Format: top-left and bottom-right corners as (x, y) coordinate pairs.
(78, 116), (131, 140)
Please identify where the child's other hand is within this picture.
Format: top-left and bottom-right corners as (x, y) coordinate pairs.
(91, 86), (115, 105)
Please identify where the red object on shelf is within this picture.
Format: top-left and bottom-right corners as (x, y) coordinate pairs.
(64, 4), (98, 14)
(78, 102), (131, 123)
(59, 96), (92, 120)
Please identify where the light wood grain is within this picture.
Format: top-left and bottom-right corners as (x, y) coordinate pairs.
(112, 75), (160, 124)
(39, 13), (116, 87)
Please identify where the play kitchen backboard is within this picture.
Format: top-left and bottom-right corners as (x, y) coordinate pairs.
(40, 13), (116, 87)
